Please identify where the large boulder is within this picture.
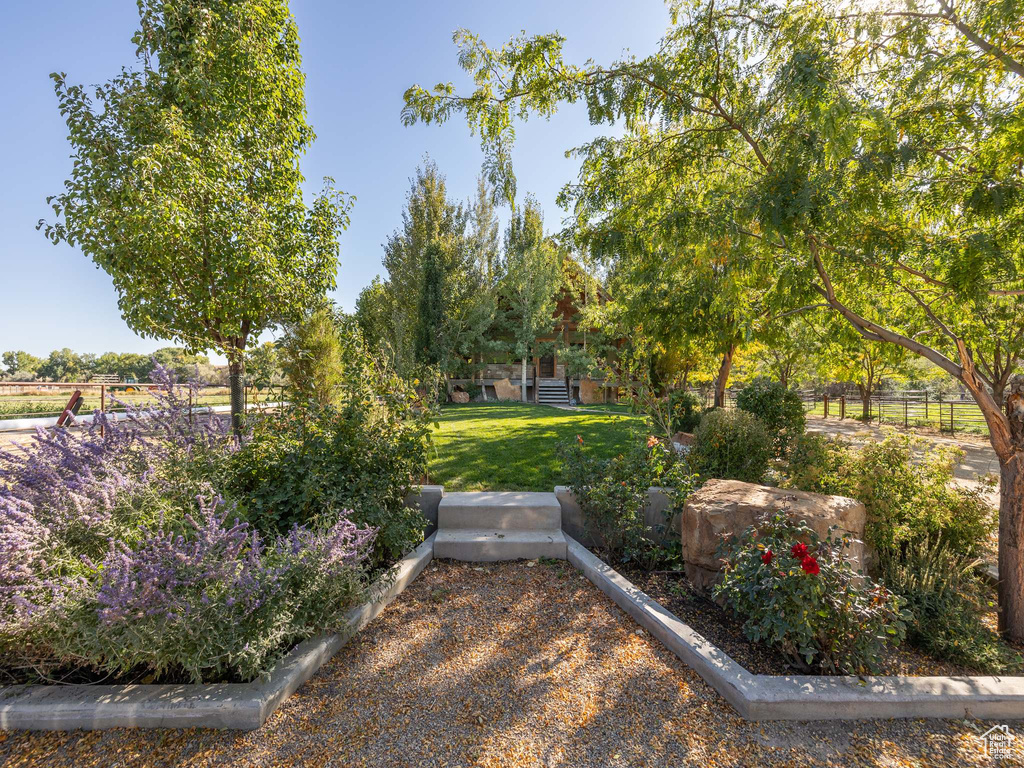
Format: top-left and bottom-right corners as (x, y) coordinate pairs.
(682, 478), (868, 592)
(578, 378), (603, 405)
(450, 390), (470, 404)
(493, 377), (520, 401)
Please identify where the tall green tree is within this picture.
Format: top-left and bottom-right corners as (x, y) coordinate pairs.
(355, 277), (397, 359)
(37, 348), (85, 382)
(403, 0), (1024, 639)
(92, 352), (153, 382)
(816, 320), (915, 419)
(278, 305), (344, 407)
(152, 347), (209, 380)
(415, 242), (446, 367)
(41, 0), (350, 433)
(415, 238), (496, 394)
(1, 351), (42, 378)
(500, 199), (562, 402)
(380, 160), (469, 372)
(469, 176), (502, 285)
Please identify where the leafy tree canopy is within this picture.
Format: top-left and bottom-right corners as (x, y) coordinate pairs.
(41, 0), (350, 427)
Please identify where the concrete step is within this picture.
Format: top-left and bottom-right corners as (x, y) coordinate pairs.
(438, 492), (561, 531)
(433, 529), (567, 561)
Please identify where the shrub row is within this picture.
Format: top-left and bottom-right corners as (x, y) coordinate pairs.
(0, 332), (431, 685)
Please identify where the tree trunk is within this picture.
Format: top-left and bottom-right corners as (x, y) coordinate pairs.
(962, 372), (1024, 642)
(521, 357), (528, 403)
(857, 383), (871, 419)
(998, 453), (1024, 641)
(713, 347), (734, 408)
(228, 358), (245, 437)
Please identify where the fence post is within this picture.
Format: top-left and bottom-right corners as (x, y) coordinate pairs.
(823, 394), (829, 418)
(100, 385), (105, 437)
(950, 402), (955, 435)
(840, 395), (846, 420)
(925, 391), (929, 422)
(904, 397), (908, 428)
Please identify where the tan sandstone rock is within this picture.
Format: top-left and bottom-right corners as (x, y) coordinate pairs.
(450, 390), (470, 404)
(578, 378), (604, 405)
(681, 478), (868, 592)
(672, 431), (695, 447)
(492, 377), (520, 401)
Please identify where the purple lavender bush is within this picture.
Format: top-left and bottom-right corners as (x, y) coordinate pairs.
(0, 364), (377, 683)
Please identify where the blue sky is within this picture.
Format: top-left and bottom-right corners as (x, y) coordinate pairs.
(0, 0), (669, 360)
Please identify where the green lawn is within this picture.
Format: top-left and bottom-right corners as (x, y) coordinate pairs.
(573, 402), (635, 414)
(426, 402), (644, 491)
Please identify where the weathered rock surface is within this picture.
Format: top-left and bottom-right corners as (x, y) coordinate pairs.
(682, 478), (868, 591)
(493, 377), (520, 401)
(450, 390), (470, 404)
(578, 378), (603, 405)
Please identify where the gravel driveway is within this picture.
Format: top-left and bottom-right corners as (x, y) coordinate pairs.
(0, 561), (1017, 767)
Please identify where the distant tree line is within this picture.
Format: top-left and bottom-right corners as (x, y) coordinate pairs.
(1, 347), (210, 383)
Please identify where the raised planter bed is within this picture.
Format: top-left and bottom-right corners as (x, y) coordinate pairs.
(0, 534), (436, 731)
(567, 536), (1024, 721)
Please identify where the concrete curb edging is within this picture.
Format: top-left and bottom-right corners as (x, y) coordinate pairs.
(566, 536), (1024, 721)
(0, 534), (436, 731)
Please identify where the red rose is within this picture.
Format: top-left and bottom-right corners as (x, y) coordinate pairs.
(791, 542), (809, 559)
(801, 555), (820, 575)
(761, 550), (774, 565)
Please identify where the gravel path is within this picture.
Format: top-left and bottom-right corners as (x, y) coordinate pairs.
(1, 560), (1018, 767)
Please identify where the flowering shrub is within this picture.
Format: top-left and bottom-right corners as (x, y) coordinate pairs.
(0, 364), (378, 684)
(559, 433), (699, 569)
(21, 491), (376, 684)
(713, 511), (907, 674)
(226, 323), (430, 569)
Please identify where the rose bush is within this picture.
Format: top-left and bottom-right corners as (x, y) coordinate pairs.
(714, 511), (908, 674)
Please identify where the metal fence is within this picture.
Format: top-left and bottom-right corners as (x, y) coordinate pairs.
(683, 386), (989, 435)
(0, 381), (233, 433)
(800, 389), (988, 434)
